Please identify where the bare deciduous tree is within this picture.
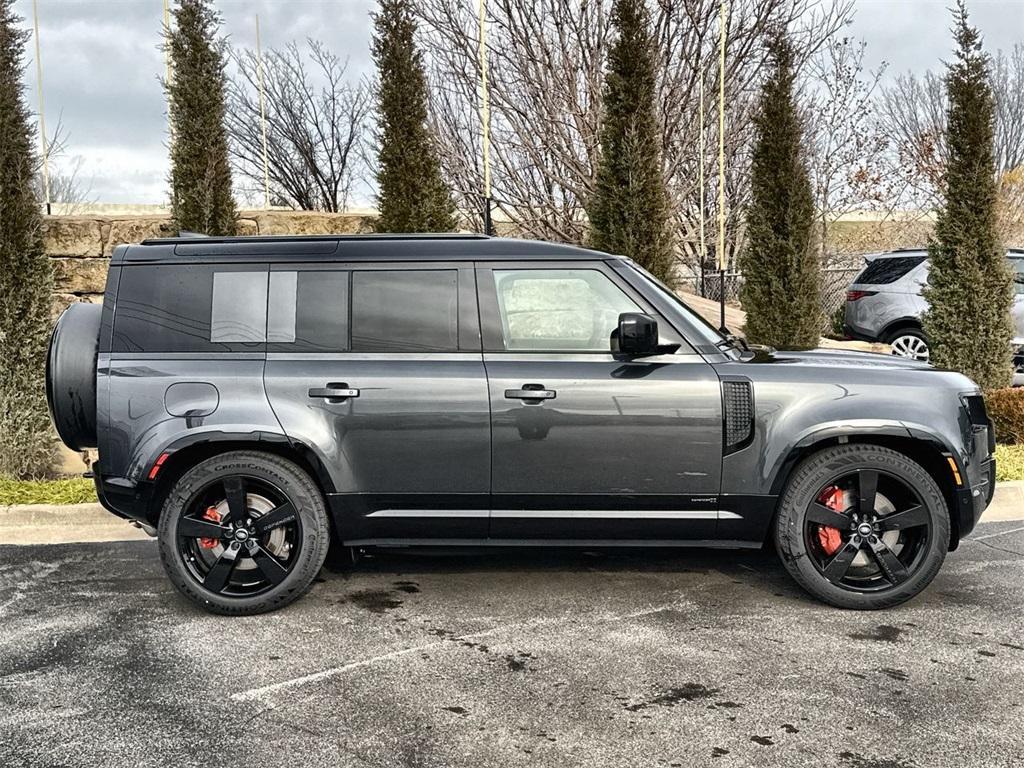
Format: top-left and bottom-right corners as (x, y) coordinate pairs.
(878, 43), (1024, 213)
(227, 40), (370, 212)
(803, 37), (891, 264)
(415, 0), (853, 275)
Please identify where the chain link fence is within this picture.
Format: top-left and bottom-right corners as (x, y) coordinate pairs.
(678, 266), (862, 333)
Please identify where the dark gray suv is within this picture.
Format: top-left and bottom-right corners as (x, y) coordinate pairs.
(46, 234), (995, 615)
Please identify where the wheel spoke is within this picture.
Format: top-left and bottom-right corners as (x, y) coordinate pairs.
(203, 545), (241, 593)
(223, 477), (248, 525)
(253, 502), (297, 537)
(877, 504), (929, 532)
(807, 502), (852, 530)
(250, 544), (289, 586)
(867, 537), (910, 585)
(178, 516), (226, 539)
(822, 540), (860, 584)
(857, 470), (879, 517)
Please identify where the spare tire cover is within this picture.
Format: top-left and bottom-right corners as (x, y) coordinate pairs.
(46, 302), (101, 451)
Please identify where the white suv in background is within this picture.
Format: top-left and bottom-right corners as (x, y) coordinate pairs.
(843, 248), (1024, 384)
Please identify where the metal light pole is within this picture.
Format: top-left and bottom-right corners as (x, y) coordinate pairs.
(163, 0), (173, 146)
(478, 0), (493, 235)
(32, 0), (50, 215)
(256, 14), (271, 210)
(717, 0), (728, 331)
(698, 59), (705, 298)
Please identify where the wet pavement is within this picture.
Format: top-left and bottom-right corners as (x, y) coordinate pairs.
(1, 521), (1023, 767)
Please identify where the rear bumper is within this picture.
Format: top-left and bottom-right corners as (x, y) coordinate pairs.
(842, 323), (878, 343)
(93, 464), (154, 524)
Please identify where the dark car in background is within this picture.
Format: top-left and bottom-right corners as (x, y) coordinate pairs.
(46, 234), (995, 615)
(844, 248), (1024, 383)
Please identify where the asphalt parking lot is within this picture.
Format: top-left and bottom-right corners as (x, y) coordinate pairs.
(1, 522), (1023, 768)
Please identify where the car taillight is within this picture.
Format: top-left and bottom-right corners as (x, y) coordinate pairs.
(846, 290), (878, 302)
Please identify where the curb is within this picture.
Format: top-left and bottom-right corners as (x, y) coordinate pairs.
(0, 503), (151, 545)
(2, 483), (1022, 546)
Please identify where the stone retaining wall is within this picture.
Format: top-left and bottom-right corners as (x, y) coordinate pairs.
(45, 210), (377, 316)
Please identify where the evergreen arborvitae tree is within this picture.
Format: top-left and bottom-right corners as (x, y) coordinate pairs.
(166, 0), (235, 235)
(922, 2), (1013, 389)
(739, 32), (820, 350)
(0, 0), (55, 478)
(372, 0), (456, 233)
(587, 0), (672, 283)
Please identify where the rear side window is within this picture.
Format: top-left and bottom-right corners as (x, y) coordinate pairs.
(268, 270), (349, 351)
(113, 266), (267, 353)
(351, 270), (458, 352)
(855, 256), (926, 285)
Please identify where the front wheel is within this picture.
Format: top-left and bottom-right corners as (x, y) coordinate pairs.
(774, 444), (949, 609)
(157, 451), (330, 615)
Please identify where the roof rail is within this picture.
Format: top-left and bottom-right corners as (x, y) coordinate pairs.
(139, 232), (491, 246)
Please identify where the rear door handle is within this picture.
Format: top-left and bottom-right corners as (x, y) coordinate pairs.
(505, 384), (556, 401)
(308, 385), (360, 401)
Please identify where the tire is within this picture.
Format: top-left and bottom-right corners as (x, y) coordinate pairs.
(157, 451), (330, 615)
(884, 326), (929, 362)
(46, 302), (102, 450)
(774, 444), (949, 610)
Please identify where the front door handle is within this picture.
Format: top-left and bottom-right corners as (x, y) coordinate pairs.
(308, 384), (360, 401)
(505, 384), (556, 401)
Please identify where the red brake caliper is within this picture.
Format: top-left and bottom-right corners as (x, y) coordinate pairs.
(199, 506), (222, 549)
(816, 486), (845, 556)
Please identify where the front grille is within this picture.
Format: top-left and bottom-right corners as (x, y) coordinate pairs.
(723, 380), (754, 453)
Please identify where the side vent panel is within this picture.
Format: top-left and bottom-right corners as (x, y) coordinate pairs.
(722, 379), (754, 454)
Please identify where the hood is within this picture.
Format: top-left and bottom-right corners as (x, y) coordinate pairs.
(741, 346), (933, 371)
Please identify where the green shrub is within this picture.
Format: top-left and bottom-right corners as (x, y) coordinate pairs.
(0, 477), (96, 505)
(985, 387), (1024, 444)
(994, 444), (1024, 481)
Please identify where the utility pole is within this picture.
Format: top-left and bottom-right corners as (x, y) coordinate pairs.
(32, 0), (50, 215)
(478, 0), (493, 235)
(717, 0), (728, 331)
(256, 14), (270, 210)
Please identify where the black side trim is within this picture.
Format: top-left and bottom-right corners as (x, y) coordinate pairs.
(721, 378), (755, 454)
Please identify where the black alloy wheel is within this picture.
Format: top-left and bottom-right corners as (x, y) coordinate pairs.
(176, 475), (301, 597)
(775, 444), (949, 609)
(158, 452), (330, 615)
(803, 468), (931, 591)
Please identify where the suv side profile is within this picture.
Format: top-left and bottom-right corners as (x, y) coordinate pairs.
(844, 248), (1024, 383)
(47, 234), (995, 615)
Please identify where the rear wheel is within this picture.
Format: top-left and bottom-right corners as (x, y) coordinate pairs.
(157, 451), (330, 615)
(885, 326), (929, 362)
(774, 444), (949, 609)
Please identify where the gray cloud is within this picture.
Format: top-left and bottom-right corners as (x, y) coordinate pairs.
(13, 0), (1024, 204)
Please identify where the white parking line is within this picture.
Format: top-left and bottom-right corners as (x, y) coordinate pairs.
(972, 525), (1024, 541)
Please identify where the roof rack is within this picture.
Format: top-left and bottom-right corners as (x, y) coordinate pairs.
(140, 232), (492, 246)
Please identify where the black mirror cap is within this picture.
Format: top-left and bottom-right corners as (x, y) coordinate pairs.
(616, 312), (659, 356)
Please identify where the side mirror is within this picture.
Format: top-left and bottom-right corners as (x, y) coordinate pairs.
(615, 313), (659, 357)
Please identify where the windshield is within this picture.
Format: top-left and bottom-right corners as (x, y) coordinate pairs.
(1011, 256), (1024, 294)
(622, 260), (729, 351)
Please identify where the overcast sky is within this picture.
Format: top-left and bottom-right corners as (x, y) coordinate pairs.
(14, 0), (1024, 205)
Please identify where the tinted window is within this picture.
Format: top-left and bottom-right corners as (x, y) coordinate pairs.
(856, 256), (926, 285)
(492, 269), (641, 351)
(113, 266), (266, 353)
(268, 271), (349, 351)
(351, 270), (459, 352)
(1010, 257), (1024, 295)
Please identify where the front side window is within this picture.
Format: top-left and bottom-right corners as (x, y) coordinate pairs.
(351, 270), (459, 352)
(492, 269), (641, 351)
